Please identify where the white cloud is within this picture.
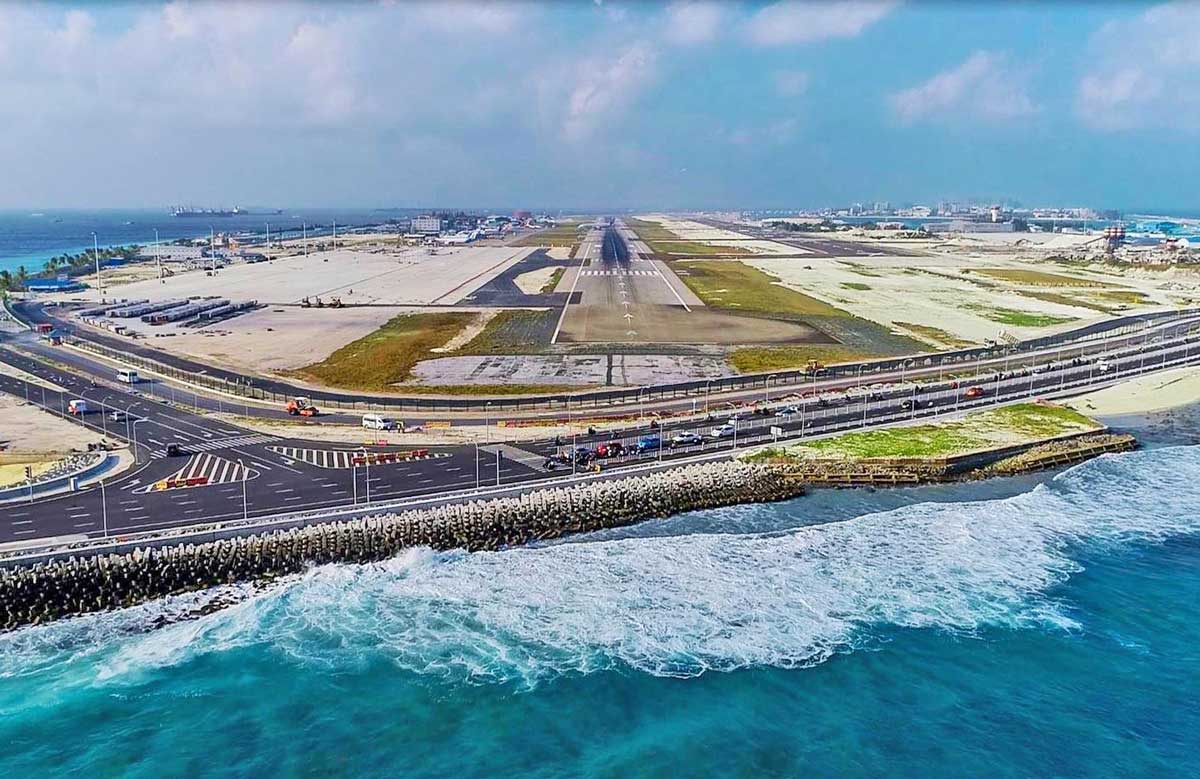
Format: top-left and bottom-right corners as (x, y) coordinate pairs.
(774, 69), (810, 97)
(889, 50), (1036, 124)
(745, 0), (897, 47)
(1076, 3), (1200, 131)
(664, 1), (724, 45)
(562, 42), (659, 141)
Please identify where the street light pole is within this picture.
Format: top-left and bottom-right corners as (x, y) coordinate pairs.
(92, 232), (103, 297)
(238, 459), (248, 520)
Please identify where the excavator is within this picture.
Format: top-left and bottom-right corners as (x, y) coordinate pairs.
(285, 396), (320, 417)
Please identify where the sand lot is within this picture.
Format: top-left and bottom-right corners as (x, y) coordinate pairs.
(640, 216), (804, 255)
(121, 306), (437, 375)
(0, 394), (106, 454)
(1065, 367), (1200, 416)
(55, 245), (536, 307)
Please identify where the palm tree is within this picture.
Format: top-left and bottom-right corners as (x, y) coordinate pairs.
(15, 266), (28, 285)
(0, 270), (12, 291)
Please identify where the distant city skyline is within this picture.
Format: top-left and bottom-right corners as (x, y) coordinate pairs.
(1, 1), (1196, 210)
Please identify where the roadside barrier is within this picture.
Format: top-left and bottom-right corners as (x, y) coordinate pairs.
(0, 460), (804, 631)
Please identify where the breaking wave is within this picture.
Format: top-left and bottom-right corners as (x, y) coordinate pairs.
(4, 445), (1199, 690)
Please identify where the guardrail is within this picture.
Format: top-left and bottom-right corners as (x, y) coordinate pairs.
(6, 329), (1200, 566)
(15, 298), (1200, 414)
(0, 453), (116, 503)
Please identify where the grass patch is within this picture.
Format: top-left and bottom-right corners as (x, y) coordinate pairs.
(676, 260), (850, 318)
(963, 304), (1077, 327)
(841, 282), (871, 291)
(514, 225), (584, 248)
(974, 268), (1108, 288)
(648, 240), (753, 257)
(756, 402), (1100, 461)
(294, 312), (473, 391)
(626, 217), (682, 243)
(457, 309), (556, 354)
(1014, 290), (1112, 314)
(1093, 290), (1150, 305)
(729, 345), (875, 373)
(893, 321), (976, 349)
(541, 267), (565, 293)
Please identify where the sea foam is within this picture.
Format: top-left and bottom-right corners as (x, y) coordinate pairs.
(4, 445), (1199, 689)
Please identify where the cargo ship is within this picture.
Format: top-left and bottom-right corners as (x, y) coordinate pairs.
(172, 206), (242, 218)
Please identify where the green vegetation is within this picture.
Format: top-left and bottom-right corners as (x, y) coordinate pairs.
(974, 268), (1107, 288)
(626, 218), (681, 243)
(893, 321), (976, 349)
(294, 312), (473, 391)
(729, 345), (875, 374)
(749, 402), (1099, 461)
(841, 282), (871, 291)
(676, 260), (849, 318)
(457, 309), (556, 354)
(1093, 290), (1150, 305)
(1014, 290), (1111, 314)
(648, 240), (753, 257)
(541, 267), (565, 293)
(963, 304), (1076, 328)
(514, 224), (584, 248)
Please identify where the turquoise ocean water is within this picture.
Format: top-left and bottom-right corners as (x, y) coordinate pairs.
(1, 442), (1198, 777)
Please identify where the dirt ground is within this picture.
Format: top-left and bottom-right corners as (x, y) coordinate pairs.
(53, 245), (536, 307)
(0, 393), (107, 455)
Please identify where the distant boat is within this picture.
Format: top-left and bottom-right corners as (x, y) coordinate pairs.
(30, 212), (44, 217)
(173, 206), (241, 218)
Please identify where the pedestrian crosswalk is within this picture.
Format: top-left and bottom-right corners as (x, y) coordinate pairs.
(137, 453), (258, 492)
(267, 445), (450, 469)
(149, 433), (278, 458)
(582, 269), (657, 277)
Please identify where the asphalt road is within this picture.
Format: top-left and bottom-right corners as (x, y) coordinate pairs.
(4, 324), (1200, 546)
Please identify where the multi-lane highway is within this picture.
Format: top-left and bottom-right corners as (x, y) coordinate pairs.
(4, 312), (1200, 548)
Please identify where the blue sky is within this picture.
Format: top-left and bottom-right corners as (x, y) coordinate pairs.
(0, 1), (1195, 210)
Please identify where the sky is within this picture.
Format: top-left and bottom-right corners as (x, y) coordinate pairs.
(0, 0), (1197, 211)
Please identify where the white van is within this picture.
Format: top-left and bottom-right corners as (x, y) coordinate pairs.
(362, 414), (398, 431)
(117, 368), (140, 384)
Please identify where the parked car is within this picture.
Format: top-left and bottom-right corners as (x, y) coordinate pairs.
(543, 455), (571, 471)
(572, 446), (595, 464)
(669, 432), (703, 448)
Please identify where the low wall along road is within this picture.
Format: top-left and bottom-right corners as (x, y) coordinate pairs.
(0, 460), (805, 630)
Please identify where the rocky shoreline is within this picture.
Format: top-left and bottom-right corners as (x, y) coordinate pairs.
(0, 460), (804, 631)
